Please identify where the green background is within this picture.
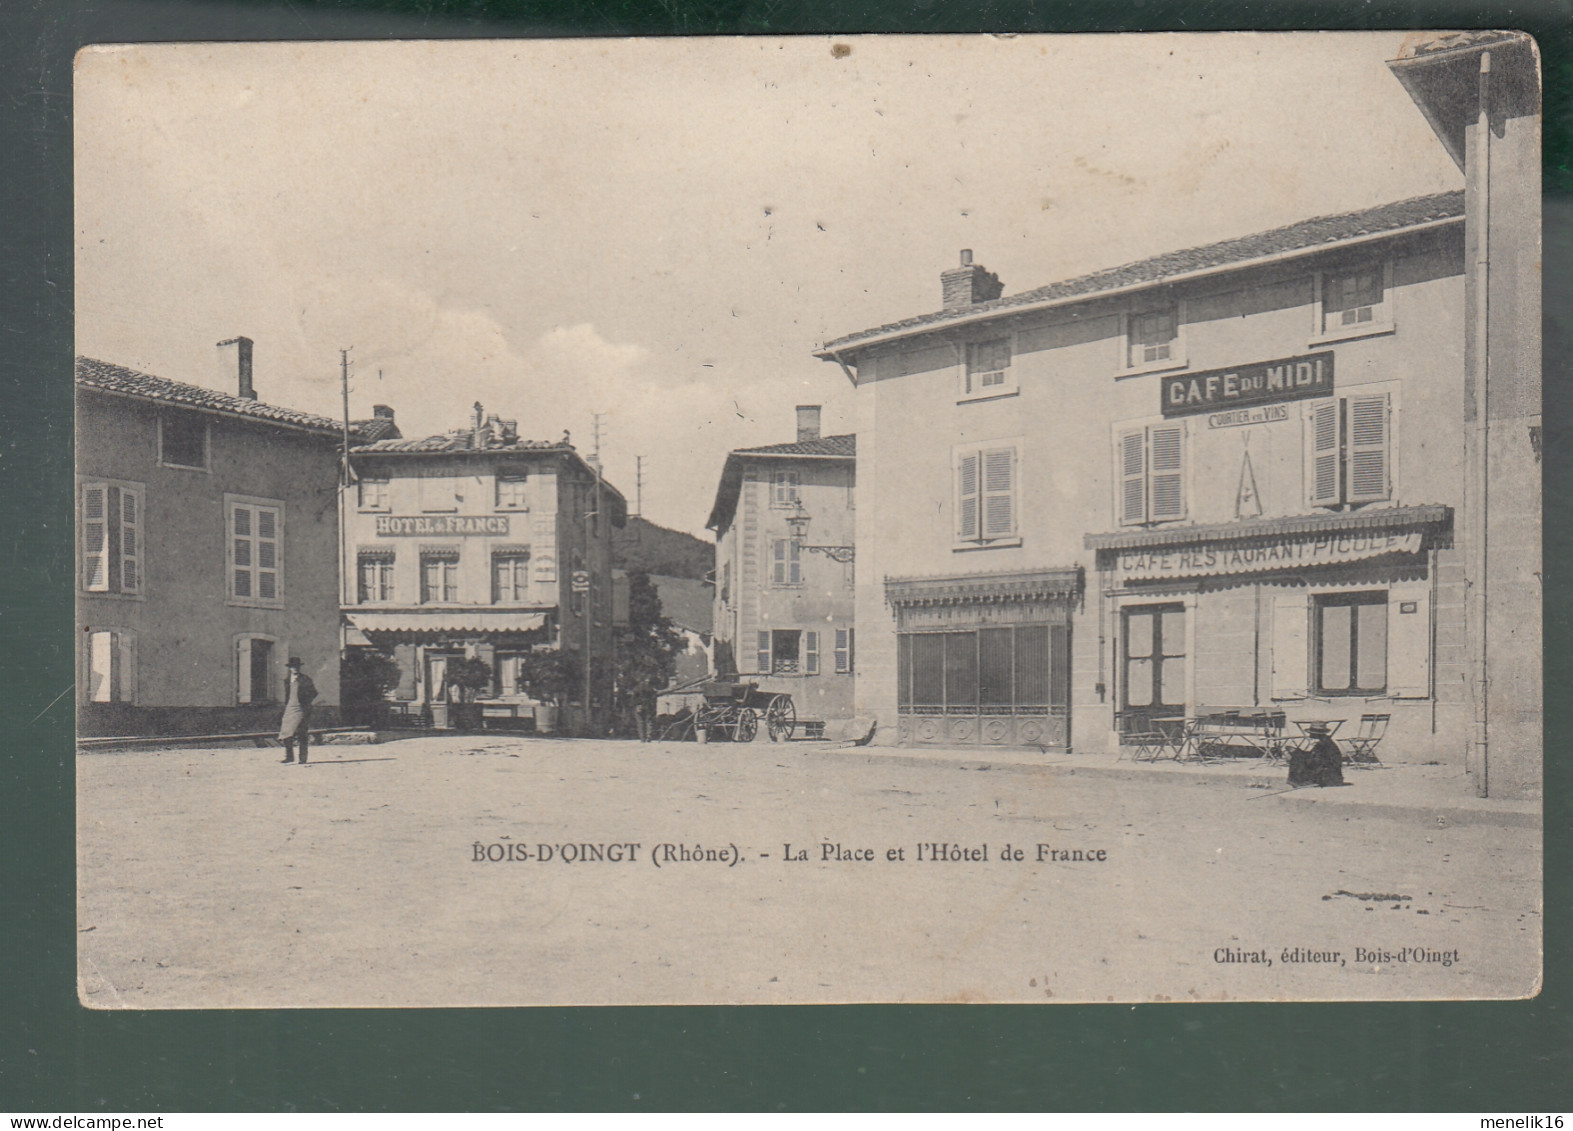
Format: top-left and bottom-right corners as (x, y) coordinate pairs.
(3, 0), (1568, 1111)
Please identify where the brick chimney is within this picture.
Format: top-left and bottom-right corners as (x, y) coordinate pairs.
(940, 250), (1003, 309)
(796, 405), (822, 442)
(217, 336), (255, 399)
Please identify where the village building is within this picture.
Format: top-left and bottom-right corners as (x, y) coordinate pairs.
(1387, 31), (1540, 800)
(816, 189), (1519, 789)
(707, 407), (857, 735)
(342, 404), (626, 734)
(76, 341), (344, 735)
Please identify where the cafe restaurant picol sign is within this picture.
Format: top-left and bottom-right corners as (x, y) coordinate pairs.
(375, 515), (510, 536)
(1117, 530), (1422, 581)
(1160, 351), (1333, 418)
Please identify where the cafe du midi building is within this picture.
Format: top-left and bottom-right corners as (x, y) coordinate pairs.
(818, 189), (1536, 794)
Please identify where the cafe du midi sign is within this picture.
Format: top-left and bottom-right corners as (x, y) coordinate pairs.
(1161, 351), (1334, 421)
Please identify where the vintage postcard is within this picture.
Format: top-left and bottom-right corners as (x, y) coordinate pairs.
(74, 33), (1542, 1007)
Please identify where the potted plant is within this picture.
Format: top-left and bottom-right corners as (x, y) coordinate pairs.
(444, 656), (495, 731)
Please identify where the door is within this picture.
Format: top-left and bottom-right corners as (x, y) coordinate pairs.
(1122, 603), (1186, 736)
(424, 651), (453, 725)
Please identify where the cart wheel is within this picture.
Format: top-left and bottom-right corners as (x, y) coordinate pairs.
(736, 708), (758, 743)
(765, 695), (795, 741)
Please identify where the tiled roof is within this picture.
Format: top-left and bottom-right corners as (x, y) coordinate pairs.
(350, 417), (401, 444)
(733, 434), (856, 459)
(822, 192), (1464, 353)
(76, 357), (342, 434)
(352, 434), (569, 454)
(1397, 30), (1523, 58)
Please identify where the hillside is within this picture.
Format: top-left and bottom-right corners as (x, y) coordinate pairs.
(614, 516), (713, 580)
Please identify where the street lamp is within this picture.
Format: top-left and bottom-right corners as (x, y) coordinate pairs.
(786, 503), (855, 563)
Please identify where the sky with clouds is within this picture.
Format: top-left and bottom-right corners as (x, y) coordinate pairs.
(75, 33), (1461, 537)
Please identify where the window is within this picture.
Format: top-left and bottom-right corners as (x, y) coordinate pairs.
(228, 497), (282, 605)
(1316, 265), (1392, 340)
(896, 624), (1070, 715)
(1314, 592), (1387, 695)
(357, 478), (390, 511)
(159, 411), (208, 470)
(835, 628), (855, 673)
(772, 470), (801, 508)
(772, 538), (802, 585)
(234, 635), (277, 704)
(419, 476), (459, 513)
(955, 444), (1018, 546)
(358, 553), (395, 603)
(496, 475), (529, 510)
(805, 631), (820, 676)
(421, 553), (459, 603)
(961, 337), (1014, 400)
(1116, 424), (1186, 525)
(86, 629), (135, 704)
(1306, 394), (1390, 507)
(1122, 605), (1186, 725)
(81, 481), (143, 595)
(771, 630), (802, 674)
(1124, 306), (1184, 372)
(498, 652), (528, 697)
(493, 553), (531, 602)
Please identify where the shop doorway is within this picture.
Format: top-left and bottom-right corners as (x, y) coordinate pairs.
(424, 650), (459, 727)
(1122, 603), (1186, 736)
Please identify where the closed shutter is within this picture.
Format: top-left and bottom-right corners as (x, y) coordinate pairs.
(119, 487), (141, 594)
(1387, 584), (1430, 698)
(1148, 425), (1185, 521)
(393, 643), (418, 700)
(256, 507), (279, 600)
(474, 643), (498, 696)
(1346, 393), (1390, 503)
(83, 484), (108, 591)
(89, 632), (113, 703)
(756, 631), (771, 675)
(1271, 592), (1309, 699)
(772, 540), (785, 585)
(805, 631), (820, 675)
(982, 447), (1015, 538)
(1306, 400), (1340, 506)
(118, 633), (136, 705)
(956, 452), (980, 540)
(236, 637), (253, 704)
(1118, 430), (1146, 525)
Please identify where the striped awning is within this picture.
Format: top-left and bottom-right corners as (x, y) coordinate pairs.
(347, 610), (550, 635)
(1083, 505), (1452, 552)
(884, 567), (1083, 608)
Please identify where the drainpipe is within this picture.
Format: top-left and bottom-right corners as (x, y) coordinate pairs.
(1469, 51), (1493, 796)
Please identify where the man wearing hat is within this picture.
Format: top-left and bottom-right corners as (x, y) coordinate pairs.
(278, 656), (319, 765)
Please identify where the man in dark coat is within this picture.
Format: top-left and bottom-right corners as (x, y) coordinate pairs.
(1287, 723), (1345, 787)
(279, 657), (318, 764)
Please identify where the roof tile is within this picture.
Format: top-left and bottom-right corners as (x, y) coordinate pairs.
(77, 356), (343, 433)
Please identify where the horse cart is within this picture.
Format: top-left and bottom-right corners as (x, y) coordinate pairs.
(661, 681), (797, 742)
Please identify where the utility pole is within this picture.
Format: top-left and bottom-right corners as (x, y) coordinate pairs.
(338, 348), (353, 617)
(584, 412), (607, 733)
(634, 455), (644, 518)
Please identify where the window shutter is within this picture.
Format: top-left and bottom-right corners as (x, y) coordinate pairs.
(1148, 426), (1185, 521)
(1306, 400), (1340, 506)
(835, 628), (849, 673)
(393, 643), (418, 700)
(756, 631), (771, 675)
(119, 487), (141, 593)
(88, 632), (113, 703)
(1271, 592), (1309, 699)
(789, 540), (801, 585)
(236, 637), (253, 704)
(256, 507), (279, 600)
(83, 484), (108, 591)
(1118, 430), (1146, 525)
(118, 633), (136, 705)
(772, 540), (786, 585)
(805, 631), (820, 675)
(1346, 393), (1390, 503)
(1387, 584), (1430, 698)
(956, 452), (980, 540)
(982, 447), (1016, 538)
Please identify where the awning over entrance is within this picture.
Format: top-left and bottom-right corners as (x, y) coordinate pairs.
(885, 566), (1083, 608)
(347, 610), (550, 634)
(1083, 504), (1452, 552)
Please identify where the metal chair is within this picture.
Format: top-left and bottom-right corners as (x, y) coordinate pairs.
(1341, 713), (1390, 764)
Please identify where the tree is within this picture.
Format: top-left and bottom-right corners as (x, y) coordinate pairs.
(339, 647), (401, 727)
(444, 656), (494, 704)
(614, 572), (686, 729)
(517, 649), (579, 709)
